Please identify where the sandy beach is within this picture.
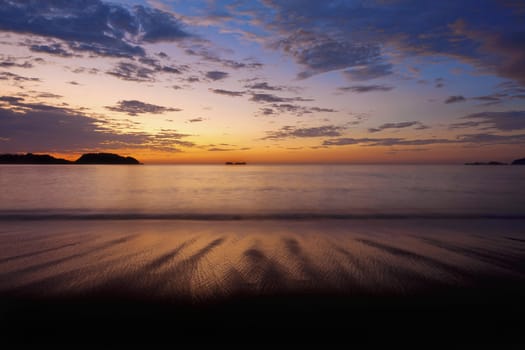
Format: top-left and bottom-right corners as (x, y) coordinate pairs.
(1, 219), (524, 343)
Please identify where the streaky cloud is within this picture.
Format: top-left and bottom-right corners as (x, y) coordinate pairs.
(263, 125), (345, 140)
(445, 95), (467, 104)
(450, 110), (525, 131)
(338, 85), (394, 93)
(368, 121), (429, 133)
(106, 100), (182, 116)
(210, 89), (244, 97)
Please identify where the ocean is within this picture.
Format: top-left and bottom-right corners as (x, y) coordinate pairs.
(1, 164), (524, 343)
(1, 164), (524, 218)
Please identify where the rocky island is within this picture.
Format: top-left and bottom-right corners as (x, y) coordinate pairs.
(0, 152), (141, 164)
(75, 153), (141, 164)
(511, 158), (525, 165)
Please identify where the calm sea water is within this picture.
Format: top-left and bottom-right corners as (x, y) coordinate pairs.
(0, 164), (524, 218)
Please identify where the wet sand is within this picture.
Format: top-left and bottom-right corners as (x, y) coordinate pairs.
(1, 219), (524, 344)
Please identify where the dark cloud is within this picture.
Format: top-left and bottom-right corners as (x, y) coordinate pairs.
(250, 93), (312, 103)
(262, 125), (344, 140)
(266, 103), (336, 117)
(185, 76), (200, 83)
(107, 62), (156, 82)
(322, 137), (456, 147)
(450, 110), (525, 131)
(368, 121), (429, 133)
(272, 30), (381, 79)
(138, 57), (185, 74)
(0, 56), (34, 68)
(184, 47), (262, 70)
(0, 71), (39, 82)
(0, 100), (146, 152)
(244, 82), (283, 91)
(251, 93), (289, 103)
(338, 85), (394, 93)
(445, 95), (467, 104)
(457, 133), (525, 145)
(36, 92), (63, 99)
(435, 78), (445, 88)
(259, 108), (275, 115)
(0, 0), (191, 58)
(107, 59), (185, 82)
(343, 62), (393, 81)
(0, 96), (195, 153)
(106, 100), (182, 116)
(471, 94), (506, 106)
(205, 71), (229, 81)
(29, 43), (73, 57)
(235, 1), (525, 83)
(210, 89), (244, 97)
(208, 147), (234, 152)
(67, 81), (80, 85)
(187, 117), (204, 123)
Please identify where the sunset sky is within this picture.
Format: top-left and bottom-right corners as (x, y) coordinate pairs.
(1, 0), (524, 163)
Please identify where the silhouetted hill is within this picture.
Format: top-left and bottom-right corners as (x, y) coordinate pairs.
(75, 153), (140, 164)
(511, 158), (525, 165)
(0, 153), (72, 164)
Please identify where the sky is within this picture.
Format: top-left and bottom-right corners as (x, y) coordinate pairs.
(0, 0), (525, 163)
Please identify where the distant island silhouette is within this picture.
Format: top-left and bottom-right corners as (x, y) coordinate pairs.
(0, 152), (141, 164)
(225, 161), (247, 165)
(464, 158), (525, 165)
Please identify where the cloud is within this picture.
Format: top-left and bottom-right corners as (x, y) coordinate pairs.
(137, 57), (185, 74)
(272, 30), (381, 79)
(29, 43), (73, 57)
(210, 89), (244, 97)
(184, 47), (263, 70)
(107, 59), (184, 82)
(244, 82), (283, 91)
(205, 71), (229, 81)
(368, 121), (429, 133)
(0, 71), (40, 82)
(338, 85), (394, 93)
(106, 100), (182, 116)
(187, 117), (204, 123)
(251, 93), (289, 103)
(0, 0), (191, 58)
(250, 93), (312, 103)
(0, 55), (34, 68)
(107, 62), (156, 82)
(343, 62), (393, 81)
(445, 95), (467, 104)
(457, 133), (525, 145)
(0, 100), (146, 152)
(36, 92), (63, 99)
(233, 1), (525, 83)
(435, 78), (445, 88)
(322, 137), (456, 147)
(262, 125), (344, 140)
(0, 96), (196, 153)
(259, 108), (275, 115)
(450, 110), (525, 131)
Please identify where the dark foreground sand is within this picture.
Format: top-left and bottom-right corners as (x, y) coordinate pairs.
(1, 219), (524, 344)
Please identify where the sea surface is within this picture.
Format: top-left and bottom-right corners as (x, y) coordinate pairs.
(1, 164), (524, 218)
(1, 164), (525, 343)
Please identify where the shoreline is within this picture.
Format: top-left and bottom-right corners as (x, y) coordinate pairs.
(1, 219), (524, 343)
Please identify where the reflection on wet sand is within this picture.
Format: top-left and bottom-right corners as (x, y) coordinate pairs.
(1, 219), (523, 300)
